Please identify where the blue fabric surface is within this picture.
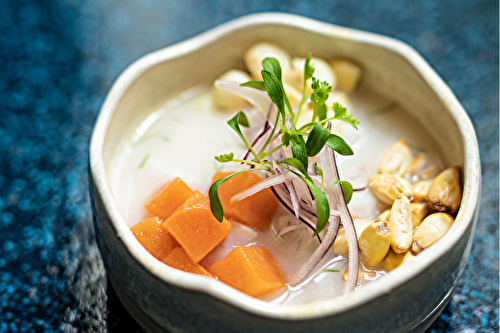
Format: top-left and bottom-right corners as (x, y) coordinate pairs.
(0, 0), (497, 332)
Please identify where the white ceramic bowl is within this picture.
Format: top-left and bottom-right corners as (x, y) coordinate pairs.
(89, 13), (480, 333)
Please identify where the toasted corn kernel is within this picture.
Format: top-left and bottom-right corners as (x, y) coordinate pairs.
(409, 202), (430, 229)
(368, 174), (414, 205)
(409, 153), (441, 181)
(377, 139), (413, 177)
(333, 219), (372, 256)
(244, 42), (292, 81)
(427, 166), (462, 214)
(375, 209), (390, 223)
(411, 212), (454, 254)
(383, 249), (415, 271)
(333, 228), (348, 256)
(212, 69), (251, 110)
(412, 179), (433, 202)
(358, 220), (391, 266)
(329, 59), (362, 93)
(389, 195), (413, 253)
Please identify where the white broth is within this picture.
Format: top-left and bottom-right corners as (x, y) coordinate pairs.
(108, 81), (443, 304)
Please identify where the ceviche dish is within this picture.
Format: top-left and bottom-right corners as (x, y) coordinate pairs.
(114, 42), (463, 304)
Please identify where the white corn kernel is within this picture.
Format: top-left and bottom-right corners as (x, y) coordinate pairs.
(412, 179), (433, 202)
(368, 174), (414, 205)
(411, 212), (454, 254)
(358, 220), (391, 266)
(409, 202), (430, 229)
(383, 249), (415, 271)
(212, 69), (251, 110)
(427, 166), (462, 214)
(330, 59), (362, 93)
(243, 42), (293, 81)
(377, 139), (413, 177)
(389, 195), (413, 253)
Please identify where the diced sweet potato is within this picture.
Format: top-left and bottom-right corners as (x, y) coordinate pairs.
(212, 171), (278, 230)
(163, 191), (231, 263)
(146, 177), (194, 220)
(130, 216), (177, 260)
(162, 247), (213, 277)
(209, 246), (286, 297)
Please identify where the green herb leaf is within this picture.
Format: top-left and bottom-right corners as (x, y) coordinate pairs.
(332, 102), (359, 129)
(311, 77), (332, 121)
(306, 122), (330, 156)
(278, 157), (309, 177)
(237, 111), (250, 127)
(208, 170), (248, 222)
(239, 80), (266, 91)
(290, 134), (308, 169)
(327, 180), (354, 204)
(214, 152), (234, 163)
(227, 112), (247, 142)
(262, 57), (282, 81)
(323, 269), (340, 273)
(304, 53), (314, 81)
(315, 164), (323, 177)
(261, 70), (285, 114)
(326, 134), (354, 156)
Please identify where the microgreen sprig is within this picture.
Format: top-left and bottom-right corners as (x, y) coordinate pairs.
(209, 55), (359, 235)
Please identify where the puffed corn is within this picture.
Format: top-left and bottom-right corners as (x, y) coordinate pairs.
(377, 139), (412, 177)
(243, 42), (292, 81)
(409, 202), (430, 230)
(389, 196), (413, 253)
(212, 69), (251, 110)
(367, 174), (414, 205)
(412, 179), (433, 202)
(329, 59), (362, 93)
(383, 249), (415, 271)
(411, 212), (454, 254)
(426, 166), (462, 214)
(358, 220), (391, 266)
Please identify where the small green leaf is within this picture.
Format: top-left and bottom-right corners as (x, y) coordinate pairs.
(237, 111), (250, 127)
(323, 269), (340, 273)
(326, 134), (354, 156)
(262, 57), (282, 81)
(315, 164), (323, 177)
(261, 70), (284, 113)
(278, 157), (308, 177)
(214, 152), (234, 163)
(208, 170), (248, 222)
(306, 122), (330, 156)
(240, 80), (266, 91)
(327, 180), (354, 204)
(332, 102), (359, 130)
(290, 134), (308, 169)
(281, 131), (291, 146)
(227, 112), (246, 140)
(304, 53), (314, 81)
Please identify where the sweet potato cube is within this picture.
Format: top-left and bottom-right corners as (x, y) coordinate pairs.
(162, 247), (213, 277)
(210, 246), (286, 297)
(163, 191), (231, 263)
(146, 177), (194, 220)
(212, 171), (278, 230)
(130, 216), (176, 260)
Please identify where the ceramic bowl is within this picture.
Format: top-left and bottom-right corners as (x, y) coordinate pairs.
(89, 13), (480, 333)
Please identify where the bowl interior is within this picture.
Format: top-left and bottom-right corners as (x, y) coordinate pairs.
(90, 13), (479, 319)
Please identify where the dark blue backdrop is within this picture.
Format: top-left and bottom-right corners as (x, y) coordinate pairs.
(0, 0), (497, 332)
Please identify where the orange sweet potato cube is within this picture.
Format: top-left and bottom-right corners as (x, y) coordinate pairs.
(209, 246), (286, 297)
(162, 247), (213, 277)
(212, 171), (278, 230)
(130, 216), (177, 260)
(146, 177), (194, 220)
(163, 191), (231, 263)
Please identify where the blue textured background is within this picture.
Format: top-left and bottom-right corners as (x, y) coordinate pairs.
(0, 0), (497, 332)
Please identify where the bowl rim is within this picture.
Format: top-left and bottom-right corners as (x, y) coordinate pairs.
(89, 12), (481, 320)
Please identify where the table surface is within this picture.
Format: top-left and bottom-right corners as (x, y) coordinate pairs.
(0, 0), (498, 332)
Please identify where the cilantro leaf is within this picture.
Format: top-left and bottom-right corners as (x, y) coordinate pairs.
(240, 80), (266, 91)
(306, 122), (330, 156)
(332, 102), (359, 129)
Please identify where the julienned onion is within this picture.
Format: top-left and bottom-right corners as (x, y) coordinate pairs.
(209, 55), (360, 292)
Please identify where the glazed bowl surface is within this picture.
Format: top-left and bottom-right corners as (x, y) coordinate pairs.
(89, 13), (480, 333)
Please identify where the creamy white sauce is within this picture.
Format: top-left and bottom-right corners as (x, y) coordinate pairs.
(109, 83), (443, 304)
